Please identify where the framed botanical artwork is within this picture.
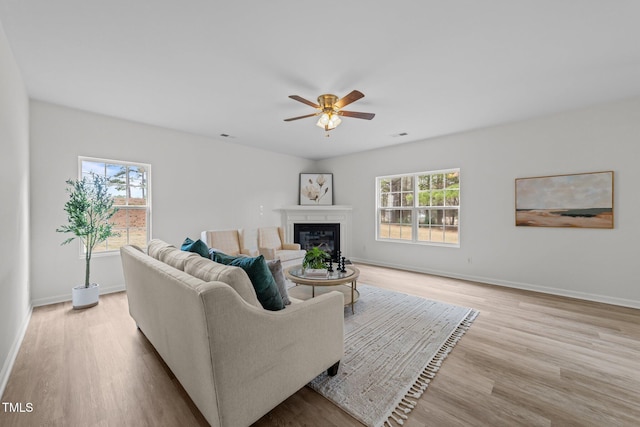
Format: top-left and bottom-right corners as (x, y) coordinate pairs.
(515, 171), (613, 228)
(299, 173), (333, 205)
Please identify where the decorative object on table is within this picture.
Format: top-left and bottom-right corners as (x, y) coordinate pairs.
(327, 258), (334, 273)
(309, 284), (478, 427)
(299, 173), (333, 205)
(302, 245), (330, 270)
(304, 269), (329, 277)
(515, 171), (614, 229)
(340, 256), (347, 273)
(56, 174), (119, 309)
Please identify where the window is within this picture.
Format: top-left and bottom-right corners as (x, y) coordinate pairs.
(79, 157), (151, 254)
(377, 169), (459, 246)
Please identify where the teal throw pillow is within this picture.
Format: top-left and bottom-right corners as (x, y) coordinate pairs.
(181, 237), (209, 258)
(212, 252), (284, 311)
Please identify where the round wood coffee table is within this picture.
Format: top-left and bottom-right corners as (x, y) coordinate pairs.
(285, 265), (360, 314)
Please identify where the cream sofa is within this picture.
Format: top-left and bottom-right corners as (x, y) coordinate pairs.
(120, 239), (344, 427)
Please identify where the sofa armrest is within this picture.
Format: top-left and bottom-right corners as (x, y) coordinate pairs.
(282, 242), (302, 250)
(258, 246), (276, 260)
(201, 286), (344, 426)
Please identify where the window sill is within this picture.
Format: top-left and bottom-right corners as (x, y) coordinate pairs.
(375, 238), (460, 249)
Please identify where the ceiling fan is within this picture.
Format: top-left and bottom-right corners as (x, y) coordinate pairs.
(284, 90), (375, 133)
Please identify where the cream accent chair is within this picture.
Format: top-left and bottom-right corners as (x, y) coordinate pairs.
(239, 228), (259, 257)
(201, 229), (258, 257)
(258, 226), (306, 268)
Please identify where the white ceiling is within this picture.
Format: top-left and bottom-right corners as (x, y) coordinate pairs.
(2, 1), (640, 160)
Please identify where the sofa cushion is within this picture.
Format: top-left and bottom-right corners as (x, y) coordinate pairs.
(159, 246), (201, 271)
(181, 237), (210, 258)
(212, 252), (284, 311)
(184, 256), (261, 308)
(267, 259), (290, 305)
(147, 239), (174, 259)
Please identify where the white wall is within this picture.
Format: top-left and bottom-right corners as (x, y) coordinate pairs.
(0, 23), (31, 396)
(320, 97), (640, 308)
(29, 101), (314, 305)
(21, 84), (640, 311)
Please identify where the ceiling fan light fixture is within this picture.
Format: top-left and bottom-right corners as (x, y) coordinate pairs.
(285, 90), (373, 132)
(329, 114), (341, 129)
(316, 112), (341, 130)
(316, 112), (330, 128)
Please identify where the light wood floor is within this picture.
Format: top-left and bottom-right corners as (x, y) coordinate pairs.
(2, 264), (639, 426)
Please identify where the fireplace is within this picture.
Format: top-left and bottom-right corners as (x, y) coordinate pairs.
(294, 223), (340, 260)
(278, 205), (352, 259)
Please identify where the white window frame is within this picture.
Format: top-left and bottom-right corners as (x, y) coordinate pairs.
(78, 156), (152, 257)
(376, 168), (460, 247)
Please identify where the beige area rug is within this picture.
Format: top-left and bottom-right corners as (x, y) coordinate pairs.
(308, 284), (478, 427)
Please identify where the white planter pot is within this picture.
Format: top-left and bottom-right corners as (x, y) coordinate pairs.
(72, 283), (100, 309)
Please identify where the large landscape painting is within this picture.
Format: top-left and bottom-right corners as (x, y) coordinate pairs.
(515, 171), (613, 228)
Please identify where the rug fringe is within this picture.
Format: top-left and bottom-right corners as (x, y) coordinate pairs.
(383, 309), (479, 427)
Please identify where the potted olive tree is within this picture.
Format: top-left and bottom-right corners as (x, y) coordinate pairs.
(56, 174), (118, 309)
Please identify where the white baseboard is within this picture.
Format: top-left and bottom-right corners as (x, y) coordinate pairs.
(31, 284), (126, 308)
(350, 257), (640, 310)
(0, 305), (33, 399)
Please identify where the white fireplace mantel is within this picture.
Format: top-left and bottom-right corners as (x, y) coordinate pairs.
(277, 205), (353, 256)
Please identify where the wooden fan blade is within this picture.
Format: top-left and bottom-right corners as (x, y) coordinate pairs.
(283, 112), (319, 122)
(335, 90), (365, 109)
(338, 110), (375, 120)
(289, 95), (320, 108)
